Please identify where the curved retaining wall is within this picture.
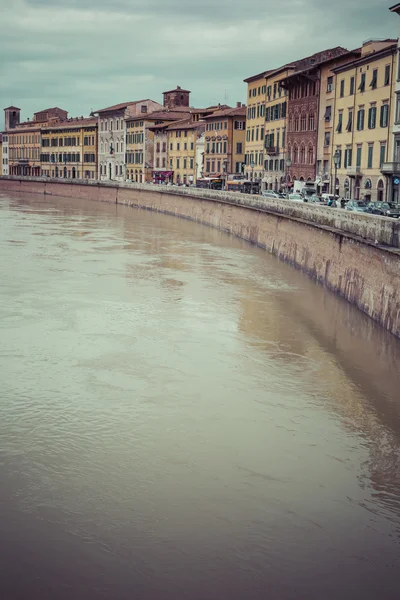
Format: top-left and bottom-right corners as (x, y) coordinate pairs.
(1, 176), (400, 339)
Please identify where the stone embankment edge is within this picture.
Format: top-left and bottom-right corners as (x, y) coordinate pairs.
(1, 176), (399, 338)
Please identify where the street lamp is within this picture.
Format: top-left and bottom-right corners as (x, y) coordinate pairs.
(223, 159), (228, 189)
(285, 157), (292, 192)
(250, 159), (255, 192)
(333, 150), (340, 197)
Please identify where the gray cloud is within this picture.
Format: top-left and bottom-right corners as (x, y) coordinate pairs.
(0, 0), (397, 122)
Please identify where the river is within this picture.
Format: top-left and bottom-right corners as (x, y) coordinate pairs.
(1, 191), (400, 600)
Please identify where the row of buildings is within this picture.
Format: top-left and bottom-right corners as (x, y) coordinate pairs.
(2, 4), (400, 202)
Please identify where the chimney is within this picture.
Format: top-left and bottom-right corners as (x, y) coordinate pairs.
(236, 101), (241, 108)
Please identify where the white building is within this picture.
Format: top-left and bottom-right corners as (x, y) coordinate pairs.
(195, 132), (205, 180)
(386, 3), (400, 202)
(2, 133), (9, 175)
(92, 99), (163, 182)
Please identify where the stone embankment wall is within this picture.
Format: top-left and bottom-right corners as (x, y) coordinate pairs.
(1, 176), (400, 338)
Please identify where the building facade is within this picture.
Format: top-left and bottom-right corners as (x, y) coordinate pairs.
(243, 72), (268, 185)
(281, 47), (349, 188)
(94, 99), (164, 182)
(386, 4), (400, 202)
(165, 118), (204, 185)
(332, 40), (397, 201)
(316, 50), (361, 194)
(4, 106), (69, 177)
(203, 104), (246, 183)
(40, 117), (97, 179)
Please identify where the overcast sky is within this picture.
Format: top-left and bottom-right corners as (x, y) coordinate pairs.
(0, 0), (397, 123)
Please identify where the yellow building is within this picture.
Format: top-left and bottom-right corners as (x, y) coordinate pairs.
(5, 106), (68, 177)
(317, 50), (361, 194)
(41, 117), (97, 179)
(165, 118), (201, 185)
(243, 66), (295, 191)
(332, 39), (397, 201)
(263, 67), (291, 191)
(243, 71), (267, 185)
(126, 108), (190, 183)
(202, 105), (246, 183)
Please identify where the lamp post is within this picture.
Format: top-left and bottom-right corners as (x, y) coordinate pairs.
(285, 157), (292, 194)
(333, 150), (340, 198)
(223, 159), (228, 189)
(250, 159), (255, 193)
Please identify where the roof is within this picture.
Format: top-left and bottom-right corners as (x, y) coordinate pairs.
(163, 86), (191, 94)
(93, 100), (151, 114)
(42, 117), (97, 130)
(127, 108), (192, 123)
(149, 117), (202, 132)
(390, 3), (400, 12)
(332, 42), (397, 73)
(4, 106), (21, 111)
(33, 107), (67, 114)
(202, 106), (247, 119)
(245, 47), (350, 86)
(243, 69), (274, 84)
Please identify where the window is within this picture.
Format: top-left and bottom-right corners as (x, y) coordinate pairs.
(308, 112), (314, 130)
(367, 144), (373, 169)
(336, 112), (343, 133)
(368, 106), (377, 129)
(396, 93), (400, 124)
(324, 105), (332, 122)
(340, 79), (345, 97)
(327, 76), (333, 92)
(301, 113), (307, 130)
(358, 72), (366, 92)
(141, 105), (147, 113)
(356, 146), (362, 167)
(344, 148), (352, 168)
(370, 69), (378, 89)
(324, 131), (331, 147)
(176, 158), (180, 169)
(384, 65), (390, 86)
(177, 143), (180, 150)
(349, 76), (355, 95)
(356, 108), (365, 131)
(380, 143), (386, 167)
(300, 145), (305, 164)
(294, 115), (299, 131)
(380, 103), (389, 128)
(206, 160), (210, 172)
(236, 142), (243, 154)
(346, 110), (353, 132)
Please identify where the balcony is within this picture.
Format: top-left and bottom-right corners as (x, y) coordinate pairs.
(347, 166), (362, 177)
(264, 146), (279, 156)
(380, 162), (400, 175)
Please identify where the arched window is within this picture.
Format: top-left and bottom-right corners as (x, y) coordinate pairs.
(287, 143), (292, 161)
(308, 112), (315, 130)
(293, 144), (298, 164)
(288, 115), (292, 132)
(99, 165), (102, 176)
(294, 114), (299, 132)
(377, 179), (385, 202)
(301, 113), (307, 131)
(300, 144), (305, 164)
(308, 144), (314, 164)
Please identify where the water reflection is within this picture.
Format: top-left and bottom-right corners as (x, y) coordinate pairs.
(1, 191), (400, 600)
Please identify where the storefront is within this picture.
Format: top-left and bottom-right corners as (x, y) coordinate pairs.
(152, 170), (173, 184)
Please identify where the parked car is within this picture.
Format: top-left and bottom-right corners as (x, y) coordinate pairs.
(288, 193), (306, 202)
(345, 200), (370, 213)
(367, 202), (400, 218)
(261, 190), (280, 198)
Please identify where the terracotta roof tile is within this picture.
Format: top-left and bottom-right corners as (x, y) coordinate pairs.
(203, 106), (246, 119)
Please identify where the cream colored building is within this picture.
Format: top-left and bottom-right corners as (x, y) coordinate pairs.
(332, 39), (397, 201)
(316, 50), (361, 194)
(243, 71), (268, 186)
(386, 4), (400, 202)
